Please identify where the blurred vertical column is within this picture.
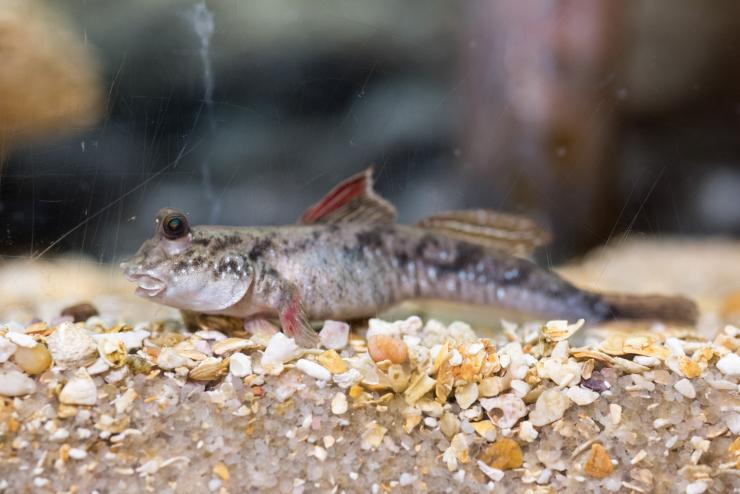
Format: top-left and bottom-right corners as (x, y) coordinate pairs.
(460, 0), (626, 256)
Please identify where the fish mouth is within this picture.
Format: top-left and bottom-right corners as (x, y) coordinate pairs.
(125, 272), (166, 297)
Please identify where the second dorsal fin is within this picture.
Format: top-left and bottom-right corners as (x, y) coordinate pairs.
(417, 209), (551, 256)
(299, 167), (397, 225)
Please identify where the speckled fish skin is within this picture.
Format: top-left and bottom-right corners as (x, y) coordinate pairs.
(263, 224), (611, 321)
(123, 169), (696, 345)
(125, 221), (608, 322)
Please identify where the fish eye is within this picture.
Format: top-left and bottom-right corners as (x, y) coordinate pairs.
(162, 213), (189, 240)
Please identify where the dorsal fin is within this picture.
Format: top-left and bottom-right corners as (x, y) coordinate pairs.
(417, 209), (551, 256)
(299, 167), (397, 225)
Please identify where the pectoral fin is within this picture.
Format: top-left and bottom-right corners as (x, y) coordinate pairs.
(278, 290), (319, 347)
(299, 167), (397, 225)
(417, 209), (551, 256)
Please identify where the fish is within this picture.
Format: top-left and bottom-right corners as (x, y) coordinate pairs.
(121, 168), (697, 346)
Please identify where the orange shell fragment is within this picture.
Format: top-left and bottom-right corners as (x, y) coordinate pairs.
(584, 443), (614, 479)
(479, 437), (524, 470)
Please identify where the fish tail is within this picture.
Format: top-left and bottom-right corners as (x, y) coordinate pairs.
(599, 292), (698, 325)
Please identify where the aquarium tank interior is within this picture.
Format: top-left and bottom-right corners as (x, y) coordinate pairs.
(0, 1), (738, 492)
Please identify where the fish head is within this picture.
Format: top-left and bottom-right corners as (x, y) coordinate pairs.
(121, 208), (251, 312)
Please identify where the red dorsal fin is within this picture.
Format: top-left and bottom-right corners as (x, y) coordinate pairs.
(417, 209), (551, 256)
(299, 167), (397, 225)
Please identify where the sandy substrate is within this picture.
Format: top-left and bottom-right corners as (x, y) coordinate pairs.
(0, 239), (738, 493)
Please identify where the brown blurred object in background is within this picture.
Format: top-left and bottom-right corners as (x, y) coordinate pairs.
(461, 0), (626, 255)
(0, 0), (101, 158)
(461, 0), (740, 257)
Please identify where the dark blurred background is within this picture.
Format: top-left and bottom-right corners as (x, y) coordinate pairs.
(2, 0), (740, 263)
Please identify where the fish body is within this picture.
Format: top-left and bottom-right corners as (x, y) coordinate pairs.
(165, 223), (609, 321)
(123, 169), (696, 345)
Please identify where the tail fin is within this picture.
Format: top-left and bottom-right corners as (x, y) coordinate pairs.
(601, 293), (698, 325)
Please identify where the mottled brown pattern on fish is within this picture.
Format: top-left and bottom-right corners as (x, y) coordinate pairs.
(123, 170), (696, 346)
(184, 223), (609, 322)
